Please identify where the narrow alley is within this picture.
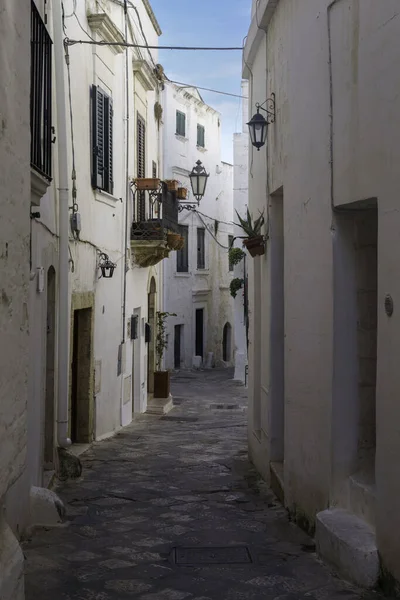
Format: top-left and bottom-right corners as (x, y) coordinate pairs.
(25, 371), (381, 600)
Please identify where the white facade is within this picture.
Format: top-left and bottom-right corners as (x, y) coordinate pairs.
(161, 82), (234, 370)
(233, 81), (249, 383)
(244, 0), (400, 590)
(0, 1), (30, 597)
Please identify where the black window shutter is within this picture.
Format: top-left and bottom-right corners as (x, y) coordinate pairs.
(91, 85), (106, 190)
(105, 96), (113, 194)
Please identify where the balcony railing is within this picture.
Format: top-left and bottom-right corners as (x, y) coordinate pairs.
(131, 181), (179, 241)
(31, 1), (53, 180)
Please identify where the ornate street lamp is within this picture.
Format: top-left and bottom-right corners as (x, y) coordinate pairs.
(189, 160), (209, 204)
(99, 253), (117, 279)
(247, 94), (276, 151)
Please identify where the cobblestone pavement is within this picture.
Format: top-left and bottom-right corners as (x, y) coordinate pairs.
(24, 370), (383, 600)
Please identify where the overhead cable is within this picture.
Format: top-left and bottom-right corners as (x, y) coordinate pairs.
(64, 38), (243, 50)
(170, 80), (247, 100)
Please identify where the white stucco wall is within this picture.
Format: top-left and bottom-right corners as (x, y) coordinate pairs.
(0, 0), (30, 597)
(63, 0), (162, 438)
(162, 82), (234, 370)
(244, 0), (400, 586)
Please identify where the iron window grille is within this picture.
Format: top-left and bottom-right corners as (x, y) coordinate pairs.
(176, 110), (186, 137)
(177, 225), (189, 272)
(91, 85), (114, 194)
(197, 124), (205, 148)
(197, 227), (205, 269)
(31, 0), (53, 180)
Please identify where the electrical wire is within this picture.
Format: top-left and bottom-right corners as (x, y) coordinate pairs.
(171, 80), (247, 100)
(64, 44), (78, 217)
(64, 38), (243, 50)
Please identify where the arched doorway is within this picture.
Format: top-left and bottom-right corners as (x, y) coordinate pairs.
(223, 322), (232, 363)
(147, 277), (157, 396)
(44, 266), (56, 471)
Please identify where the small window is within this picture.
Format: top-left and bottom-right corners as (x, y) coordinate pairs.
(177, 225), (189, 272)
(152, 161), (157, 178)
(228, 235), (234, 271)
(91, 85), (114, 194)
(197, 124), (205, 148)
(176, 110), (186, 137)
(197, 228), (205, 269)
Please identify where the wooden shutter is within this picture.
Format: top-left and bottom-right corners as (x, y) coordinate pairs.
(197, 228), (205, 269)
(105, 96), (113, 194)
(197, 125), (205, 148)
(228, 235), (234, 271)
(177, 225), (189, 272)
(91, 85), (106, 189)
(137, 113), (146, 178)
(176, 111), (186, 137)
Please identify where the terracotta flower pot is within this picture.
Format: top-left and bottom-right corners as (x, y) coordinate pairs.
(165, 179), (179, 192)
(177, 187), (188, 200)
(167, 232), (182, 250)
(243, 236), (265, 257)
(135, 177), (161, 191)
(154, 371), (170, 399)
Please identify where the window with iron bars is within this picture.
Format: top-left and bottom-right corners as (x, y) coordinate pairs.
(31, 0), (53, 180)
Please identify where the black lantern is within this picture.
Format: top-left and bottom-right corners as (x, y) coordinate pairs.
(99, 253), (116, 279)
(247, 94), (276, 151)
(189, 160), (209, 204)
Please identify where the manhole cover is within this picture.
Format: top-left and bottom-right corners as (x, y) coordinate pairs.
(173, 546), (252, 565)
(161, 416), (198, 422)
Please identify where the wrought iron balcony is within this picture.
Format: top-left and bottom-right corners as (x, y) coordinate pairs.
(31, 1), (53, 180)
(130, 180), (179, 241)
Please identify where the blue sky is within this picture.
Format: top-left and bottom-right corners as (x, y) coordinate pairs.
(150, 0), (251, 163)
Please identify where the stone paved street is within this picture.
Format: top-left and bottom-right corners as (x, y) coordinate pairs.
(24, 370), (384, 600)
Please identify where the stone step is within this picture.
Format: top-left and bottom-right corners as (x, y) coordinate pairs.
(146, 394), (174, 415)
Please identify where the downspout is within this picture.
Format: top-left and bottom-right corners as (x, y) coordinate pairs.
(53, 0), (71, 447)
(122, 0), (129, 347)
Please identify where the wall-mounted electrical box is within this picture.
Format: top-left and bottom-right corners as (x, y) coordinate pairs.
(71, 212), (81, 235)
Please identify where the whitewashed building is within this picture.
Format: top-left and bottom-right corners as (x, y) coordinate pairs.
(244, 0), (400, 590)
(233, 81), (249, 384)
(161, 82), (234, 370)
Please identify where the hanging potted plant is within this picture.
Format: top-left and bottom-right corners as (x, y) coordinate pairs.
(154, 311), (177, 398)
(230, 278), (244, 298)
(167, 231), (182, 250)
(165, 179), (179, 192)
(177, 187), (188, 200)
(228, 247), (246, 268)
(135, 177), (161, 191)
(235, 208), (265, 257)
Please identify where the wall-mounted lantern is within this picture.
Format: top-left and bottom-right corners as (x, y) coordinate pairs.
(247, 93), (276, 151)
(99, 252), (116, 279)
(189, 160), (209, 204)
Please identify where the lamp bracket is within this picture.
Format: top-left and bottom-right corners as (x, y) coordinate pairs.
(256, 93), (276, 124)
(178, 203), (197, 213)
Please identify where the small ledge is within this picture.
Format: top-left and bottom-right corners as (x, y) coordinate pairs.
(175, 134), (188, 143)
(131, 240), (169, 268)
(196, 145), (207, 153)
(87, 12), (125, 54)
(175, 272), (191, 277)
(31, 168), (51, 206)
(133, 59), (158, 91)
(95, 190), (120, 207)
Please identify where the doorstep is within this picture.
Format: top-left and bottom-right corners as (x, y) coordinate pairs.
(146, 394), (174, 416)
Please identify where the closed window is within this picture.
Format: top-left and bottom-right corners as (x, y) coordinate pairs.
(177, 225), (189, 272)
(137, 113), (146, 220)
(197, 124), (205, 148)
(228, 235), (234, 271)
(152, 160), (157, 178)
(197, 228), (205, 269)
(91, 85), (113, 194)
(176, 110), (186, 137)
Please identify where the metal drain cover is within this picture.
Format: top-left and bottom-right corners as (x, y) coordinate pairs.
(173, 546), (252, 565)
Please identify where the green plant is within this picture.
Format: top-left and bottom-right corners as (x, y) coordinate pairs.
(235, 208), (265, 238)
(228, 247), (246, 268)
(230, 277), (244, 298)
(155, 311), (177, 371)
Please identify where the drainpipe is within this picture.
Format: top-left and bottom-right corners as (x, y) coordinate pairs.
(53, 0), (71, 448)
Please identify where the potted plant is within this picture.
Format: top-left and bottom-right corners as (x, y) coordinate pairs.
(154, 311), (177, 398)
(177, 187), (188, 200)
(230, 277), (244, 298)
(176, 236), (185, 250)
(167, 231), (182, 250)
(228, 247), (246, 267)
(135, 177), (161, 191)
(235, 208), (265, 257)
(165, 179), (179, 192)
